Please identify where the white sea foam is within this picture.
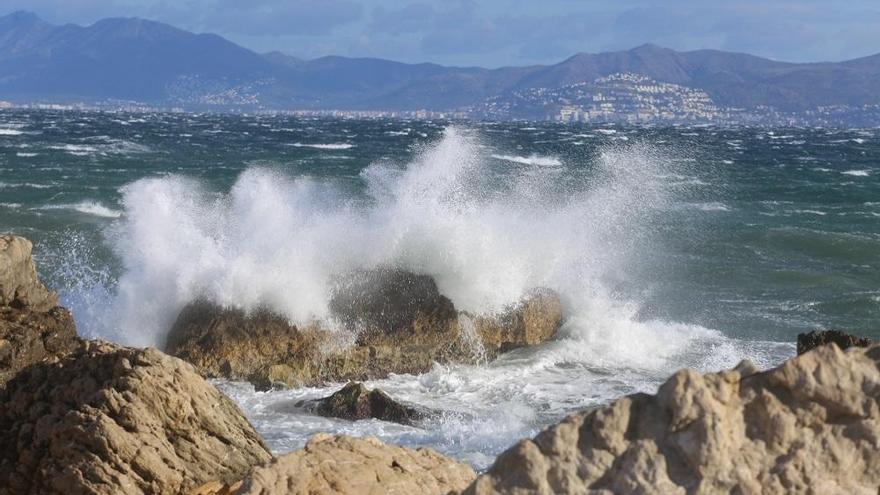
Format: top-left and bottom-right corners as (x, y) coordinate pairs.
(37, 201), (123, 219)
(842, 169), (871, 176)
(290, 142), (355, 150)
(51, 126), (798, 468)
(490, 153), (562, 167)
(0, 128), (24, 136)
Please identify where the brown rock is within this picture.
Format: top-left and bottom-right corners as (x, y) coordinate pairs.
(0, 234), (80, 386)
(166, 270), (563, 389)
(0, 341), (273, 495)
(464, 344), (880, 495)
(237, 433), (475, 495)
(311, 381), (428, 425)
(0, 305), (80, 386)
(796, 329), (872, 355)
(0, 234), (58, 311)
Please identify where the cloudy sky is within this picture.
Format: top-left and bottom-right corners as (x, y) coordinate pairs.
(6, 0), (880, 67)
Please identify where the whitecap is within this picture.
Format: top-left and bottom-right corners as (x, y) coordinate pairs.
(842, 169), (871, 177)
(290, 143), (355, 150)
(491, 154), (562, 167)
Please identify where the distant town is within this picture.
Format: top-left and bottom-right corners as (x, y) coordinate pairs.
(3, 72), (880, 127)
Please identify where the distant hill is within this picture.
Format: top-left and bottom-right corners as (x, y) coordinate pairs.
(1, 11), (880, 123)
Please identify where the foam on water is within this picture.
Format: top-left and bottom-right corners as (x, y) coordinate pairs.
(54, 126), (795, 467)
(290, 142), (355, 150)
(37, 201), (123, 219)
(490, 153), (562, 167)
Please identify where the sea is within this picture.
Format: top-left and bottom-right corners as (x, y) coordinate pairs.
(1, 110), (878, 470)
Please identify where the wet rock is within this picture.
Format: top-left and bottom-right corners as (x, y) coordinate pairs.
(0, 234), (80, 387)
(214, 433), (476, 495)
(166, 270), (563, 389)
(796, 329), (872, 355)
(464, 344), (880, 495)
(311, 381), (428, 425)
(0, 234), (58, 311)
(0, 341), (272, 495)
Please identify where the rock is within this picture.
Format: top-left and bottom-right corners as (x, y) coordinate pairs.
(0, 341), (273, 495)
(0, 305), (79, 386)
(166, 270), (563, 389)
(464, 344), (880, 495)
(796, 329), (872, 355)
(0, 234), (80, 387)
(311, 381), (428, 425)
(0, 234), (58, 311)
(235, 434), (475, 495)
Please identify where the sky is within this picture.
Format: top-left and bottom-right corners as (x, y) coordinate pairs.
(5, 0), (880, 67)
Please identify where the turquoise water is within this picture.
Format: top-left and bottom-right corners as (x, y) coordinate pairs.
(1, 109), (878, 467)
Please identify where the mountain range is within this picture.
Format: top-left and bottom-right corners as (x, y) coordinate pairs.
(1, 10), (880, 122)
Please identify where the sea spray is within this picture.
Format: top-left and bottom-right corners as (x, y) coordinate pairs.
(84, 126), (720, 366)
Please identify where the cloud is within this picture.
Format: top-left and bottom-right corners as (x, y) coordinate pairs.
(206, 0), (363, 36)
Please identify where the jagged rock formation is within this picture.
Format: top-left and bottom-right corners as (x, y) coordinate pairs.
(796, 329), (872, 355)
(166, 270), (562, 389)
(0, 234), (80, 386)
(0, 235), (58, 311)
(310, 381), (429, 425)
(199, 434), (476, 495)
(464, 344), (880, 495)
(0, 341), (273, 495)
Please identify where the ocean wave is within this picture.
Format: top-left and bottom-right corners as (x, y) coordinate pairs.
(290, 142), (355, 150)
(490, 153), (562, 167)
(842, 169), (871, 177)
(36, 201), (123, 219)
(92, 128), (694, 356)
(0, 128), (24, 136)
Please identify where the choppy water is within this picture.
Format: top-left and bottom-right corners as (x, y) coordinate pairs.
(1, 110), (878, 469)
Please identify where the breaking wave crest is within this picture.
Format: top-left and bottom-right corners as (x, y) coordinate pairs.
(70, 127), (768, 375)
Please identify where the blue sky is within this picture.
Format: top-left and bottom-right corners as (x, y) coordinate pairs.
(6, 0), (880, 67)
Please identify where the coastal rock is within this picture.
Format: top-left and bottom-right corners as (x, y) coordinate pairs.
(0, 234), (80, 386)
(166, 270), (563, 389)
(0, 305), (79, 386)
(464, 344), (880, 495)
(311, 381), (428, 425)
(0, 234), (58, 311)
(214, 434), (476, 495)
(0, 341), (272, 495)
(796, 329), (872, 355)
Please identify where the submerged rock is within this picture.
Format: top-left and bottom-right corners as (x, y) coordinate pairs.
(796, 329), (872, 355)
(204, 434), (476, 495)
(0, 234), (80, 386)
(464, 344), (880, 495)
(166, 269), (563, 389)
(311, 381), (428, 425)
(0, 341), (272, 495)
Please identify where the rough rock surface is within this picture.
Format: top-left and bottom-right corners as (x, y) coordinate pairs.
(0, 234), (80, 386)
(166, 270), (563, 389)
(0, 341), (273, 495)
(796, 329), (872, 355)
(311, 381), (428, 425)
(0, 235), (58, 311)
(213, 434), (476, 495)
(464, 344), (880, 495)
(0, 305), (79, 386)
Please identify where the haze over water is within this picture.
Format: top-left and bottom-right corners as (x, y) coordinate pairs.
(1, 110), (878, 468)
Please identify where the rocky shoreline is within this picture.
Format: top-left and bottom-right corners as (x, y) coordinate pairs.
(1, 233), (878, 494)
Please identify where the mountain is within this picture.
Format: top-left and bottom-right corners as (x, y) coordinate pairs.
(1, 11), (879, 123)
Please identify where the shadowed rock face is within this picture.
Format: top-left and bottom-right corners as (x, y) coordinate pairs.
(165, 270), (563, 389)
(0, 341), (272, 495)
(311, 381), (429, 425)
(0, 234), (80, 387)
(796, 329), (872, 355)
(463, 344), (880, 495)
(198, 434), (476, 495)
